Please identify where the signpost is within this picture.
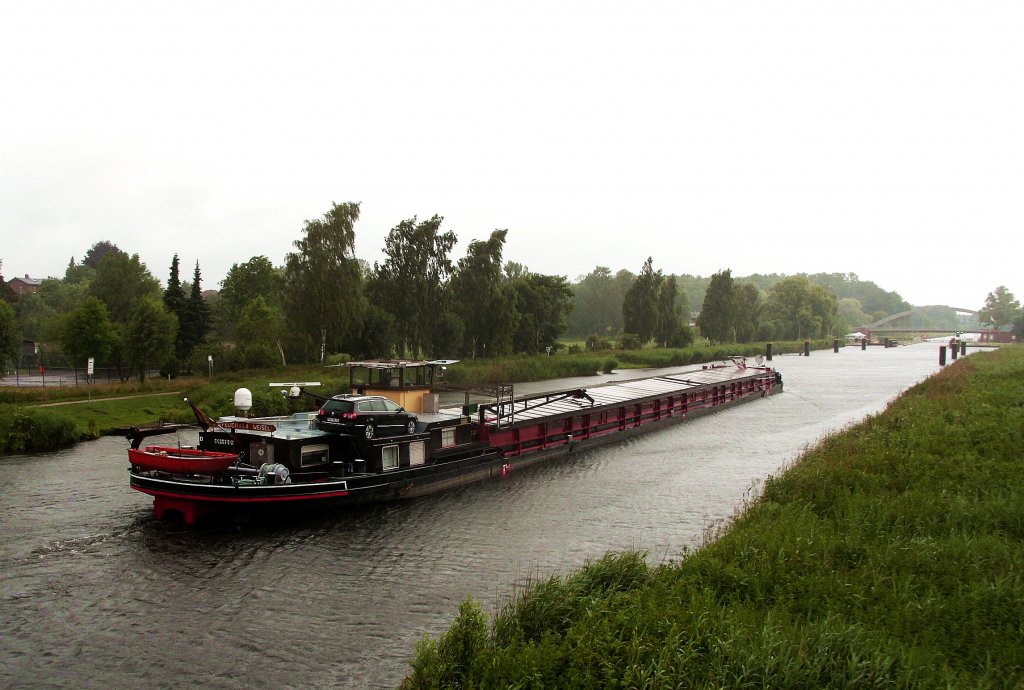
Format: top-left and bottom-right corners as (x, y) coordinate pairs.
(87, 357), (94, 400)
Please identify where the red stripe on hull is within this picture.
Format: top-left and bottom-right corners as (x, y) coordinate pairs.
(132, 485), (351, 503)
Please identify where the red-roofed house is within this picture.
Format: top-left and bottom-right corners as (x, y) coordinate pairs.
(7, 275), (42, 295)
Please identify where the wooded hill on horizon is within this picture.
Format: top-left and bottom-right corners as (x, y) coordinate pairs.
(566, 268), (976, 339)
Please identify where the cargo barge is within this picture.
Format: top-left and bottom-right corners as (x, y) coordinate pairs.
(128, 358), (782, 525)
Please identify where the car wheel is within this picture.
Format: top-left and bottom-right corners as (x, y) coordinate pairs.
(406, 420), (416, 435)
(364, 423), (376, 440)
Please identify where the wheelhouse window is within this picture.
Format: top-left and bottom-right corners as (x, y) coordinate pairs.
(382, 444), (399, 471)
(300, 444), (329, 468)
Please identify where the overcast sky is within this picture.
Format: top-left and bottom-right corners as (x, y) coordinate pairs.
(2, 1), (1021, 310)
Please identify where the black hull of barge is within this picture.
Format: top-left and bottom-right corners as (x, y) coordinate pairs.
(129, 445), (505, 525)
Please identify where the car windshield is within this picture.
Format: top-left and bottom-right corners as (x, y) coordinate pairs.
(322, 399), (354, 413)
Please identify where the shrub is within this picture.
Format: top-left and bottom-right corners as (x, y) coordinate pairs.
(618, 333), (643, 350)
(668, 324), (696, 348)
(323, 352), (353, 366)
(239, 344), (279, 370)
(401, 599), (490, 689)
(159, 357), (181, 379)
(0, 405), (81, 453)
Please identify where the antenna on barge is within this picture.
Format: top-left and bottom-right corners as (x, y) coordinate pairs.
(269, 381), (325, 404)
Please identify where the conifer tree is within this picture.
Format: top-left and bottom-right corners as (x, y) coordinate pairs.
(182, 261), (210, 358)
(163, 255), (188, 359)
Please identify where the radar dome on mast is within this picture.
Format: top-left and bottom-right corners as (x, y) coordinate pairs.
(233, 388), (252, 412)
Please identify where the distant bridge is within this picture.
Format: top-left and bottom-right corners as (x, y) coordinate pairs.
(857, 307), (1012, 343)
(865, 307), (979, 331)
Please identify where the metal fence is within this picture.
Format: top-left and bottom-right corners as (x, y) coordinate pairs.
(1, 367), (162, 387)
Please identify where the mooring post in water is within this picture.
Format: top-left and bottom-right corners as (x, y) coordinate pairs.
(961, 340), (967, 356)
(939, 345), (947, 366)
(951, 343), (959, 360)
(833, 338), (840, 353)
(766, 342), (773, 361)
(804, 340), (810, 357)
(861, 337), (867, 350)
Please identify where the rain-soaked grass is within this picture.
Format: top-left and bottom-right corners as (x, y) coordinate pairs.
(402, 347), (1024, 689)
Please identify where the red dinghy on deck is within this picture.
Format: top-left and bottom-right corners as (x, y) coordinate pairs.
(128, 446), (239, 474)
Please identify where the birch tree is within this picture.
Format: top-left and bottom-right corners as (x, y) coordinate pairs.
(372, 215), (456, 358)
(284, 202), (364, 363)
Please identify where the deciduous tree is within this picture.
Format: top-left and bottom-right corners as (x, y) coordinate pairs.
(284, 202), (365, 363)
(0, 300), (20, 366)
(622, 257), (661, 345)
(654, 275), (683, 347)
(450, 229), (513, 357)
(979, 286), (1020, 329)
(763, 276), (838, 340)
(89, 252), (161, 321)
(124, 296), (177, 382)
(216, 256), (284, 339)
(568, 266), (630, 338)
(697, 269), (736, 344)
(508, 271), (573, 353)
(60, 296), (115, 369)
(372, 215), (456, 358)
(347, 304), (396, 360)
(236, 296), (287, 367)
(63, 257), (94, 285)
(733, 283), (762, 343)
(14, 279), (89, 347)
(83, 240), (123, 269)
(836, 297), (871, 334)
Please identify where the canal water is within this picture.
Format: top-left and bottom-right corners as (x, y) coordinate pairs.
(1, 344), (963, 688)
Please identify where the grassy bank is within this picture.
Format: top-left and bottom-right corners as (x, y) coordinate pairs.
(0, 341), (830, 454)
(0, 370), (342, 453)
(0, 404), (82, 453)
(402, 347), (1024, 688)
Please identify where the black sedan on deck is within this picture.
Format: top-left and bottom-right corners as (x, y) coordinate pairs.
(315, 395), (418, 439)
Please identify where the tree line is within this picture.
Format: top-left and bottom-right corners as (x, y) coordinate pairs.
(2, 203), (1022, 378)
